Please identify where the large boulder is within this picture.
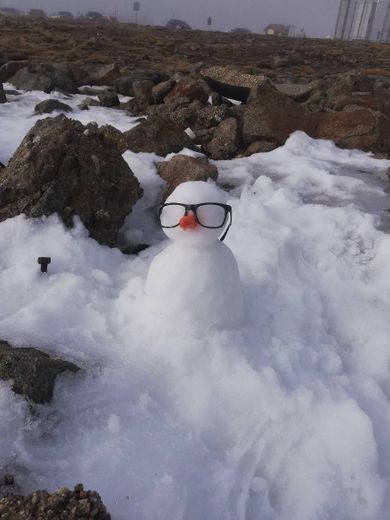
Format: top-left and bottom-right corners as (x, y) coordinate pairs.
(124, 116), (192, 156)
(0, 60), (29, 83)
(0, 116), (143, 246)
(8, 62), (77, 93)
(240, 82), (318, 147)
(73, 62), (119, 86)
(164, 77), (211, 104)
(34, 99), (72, 114)
(317, 108), (390, 153)
(0, 484), (111, 519)
(0, 340), (80, 405)
(201, 66), (268, 102)
(156, 154), (218, 196)
(114, 70), (169, 96)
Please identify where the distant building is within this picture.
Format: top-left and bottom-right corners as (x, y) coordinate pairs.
(334, 0), (378, 40)
(264, 24), (289, 36)
(379, 0), (390, 40)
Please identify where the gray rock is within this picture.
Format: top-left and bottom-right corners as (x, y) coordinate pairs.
(97, 90), (120, 107)
(114, 71), (169, 96)
(0, 339), (80, 404)
(0, 116), (143, 246)
(124, 115), (192, 156)
(151, 79), (175, 104)
(0, 60), (29, 83)
(201, 66), (268, 102)
(0, 83), (6, 103)
(8, 62), (77, 94)
(34, 99), (72, 114)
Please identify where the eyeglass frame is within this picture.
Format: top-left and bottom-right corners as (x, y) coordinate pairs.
(158, 202), (233, 242)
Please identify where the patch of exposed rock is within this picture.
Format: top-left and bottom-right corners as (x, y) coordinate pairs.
(0, 116), (142, 246)
(8, 62), (77, 94)
(34, 99), (72, 114)
(0, 483), (111, 519)
(0, 339), (80, 404)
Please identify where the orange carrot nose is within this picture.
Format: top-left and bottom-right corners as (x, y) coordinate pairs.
(179, 214), (198, 230)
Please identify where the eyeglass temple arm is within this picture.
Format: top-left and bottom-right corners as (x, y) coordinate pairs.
(219, 210), (232, 242)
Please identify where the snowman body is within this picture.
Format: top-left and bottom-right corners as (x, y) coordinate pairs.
(144, 181), (243, 328)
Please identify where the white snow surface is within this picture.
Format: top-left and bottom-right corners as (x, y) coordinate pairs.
(1, 88), (390, 519)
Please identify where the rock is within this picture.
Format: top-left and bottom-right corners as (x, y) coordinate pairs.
(244, 141), (278, 155)
(201, 66), (268, 102)
(0, 474), (21, 500)
(99, 124), (128, 154)
(274, 82), (314, 102)
(164, 77), (211, 104)
(240, 82), (317, 146)
(121, 243), (149, 255)
(317, 108), (390, 153)
(124, 116), (192, 156)
(34, 99), (72, 114)
(74, 63), (119, 86)
(204, 117), (241, 160)
(169, 106), (197, 130)
(210, 92), (223, 106)
(0, 83), (6, 103)
(0, 483), (111, 519)
(0, 116), (143, 246)
(0, 340), (80, 404)
(114, 70), (169, 96)
(0, 60), (29, 83)
(97, 90), (120, 107)
(151, 79), (175, 104)
(132, 79), (154, 107)
(194, 105), (231, 130)
(193, 128), (215, 145)
(156, 154), (218, 196)
(8, 62), (77, 94)
(77, 96), (100, 110)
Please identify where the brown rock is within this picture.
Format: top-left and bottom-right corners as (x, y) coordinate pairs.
(204, 118), (241, 160)
(151, 79), (175, 104)
(0, 116), (142, 246)
(99, 124), (128, 154)
(133, 80), (154, 107)
(201, 66), (268, 102)
(156, 154), (218, 196)
(318, 108), (390, 152)
(164, 77), (211, 104)
(244, 141), (278, 155)
(124, 116), (192, 156)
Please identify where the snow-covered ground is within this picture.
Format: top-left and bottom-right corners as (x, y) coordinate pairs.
(1, 87), (390, 520)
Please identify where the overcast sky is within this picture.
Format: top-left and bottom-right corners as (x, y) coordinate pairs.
(7, 0), (343, 37)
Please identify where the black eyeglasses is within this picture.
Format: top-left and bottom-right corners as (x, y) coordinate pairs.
(159, 203), (232, 241)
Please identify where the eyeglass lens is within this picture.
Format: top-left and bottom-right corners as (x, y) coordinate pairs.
(160, 204), (227, 228)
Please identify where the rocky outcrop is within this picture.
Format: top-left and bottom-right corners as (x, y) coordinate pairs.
(0, 340), (80, 404)
(317, 108), (390, 152)
(124, 116), (192, 156)
(0, 116), (143, 246)
(156, 154), (218, 196)
(201, 66), (268, 102)
(8, 62), (77, 93)
(34, 99), (72, 114)
(0, 483), (111, 519)
(114, 71), (169, 96)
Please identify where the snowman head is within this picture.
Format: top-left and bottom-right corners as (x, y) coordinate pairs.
(159, 181), (232, 247)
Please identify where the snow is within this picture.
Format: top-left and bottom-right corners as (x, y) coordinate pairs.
(1, 88), (390, 519)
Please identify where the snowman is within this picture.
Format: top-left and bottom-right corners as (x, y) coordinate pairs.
(145, 180), (244, 328)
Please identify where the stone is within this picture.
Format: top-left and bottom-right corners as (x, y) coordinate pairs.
(194, 105), (231, 130)
(114, 70), (169, 96)
(34, 99), (72, 114)
(156, 154), (218, 196)
(274, 82), (314, 102)
(317, 108), (390, 153)
(0, 339), (80, 404)
(124, 115), (192, 156)
(244, 140), (278, 155)
(151, 79), (175, 104)
(201, 66), (268, 102)
(0, 83), (6, 103)
(164, 77), (211, 104)
(0, 60), (29, 83)
(241, 82), (318, 146)
(204, 117), (241, 160)
(132, 80), (154, 107)
(97, 90), (120, 107)
(99, 124), (128, 154)
(74, 63), (119, 86)
(0, 483), (111, 519)
(0, 116), (142, 246)
(8, 62), (77, 94)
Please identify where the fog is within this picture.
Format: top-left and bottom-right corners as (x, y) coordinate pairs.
(6, 0), (341, 37)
